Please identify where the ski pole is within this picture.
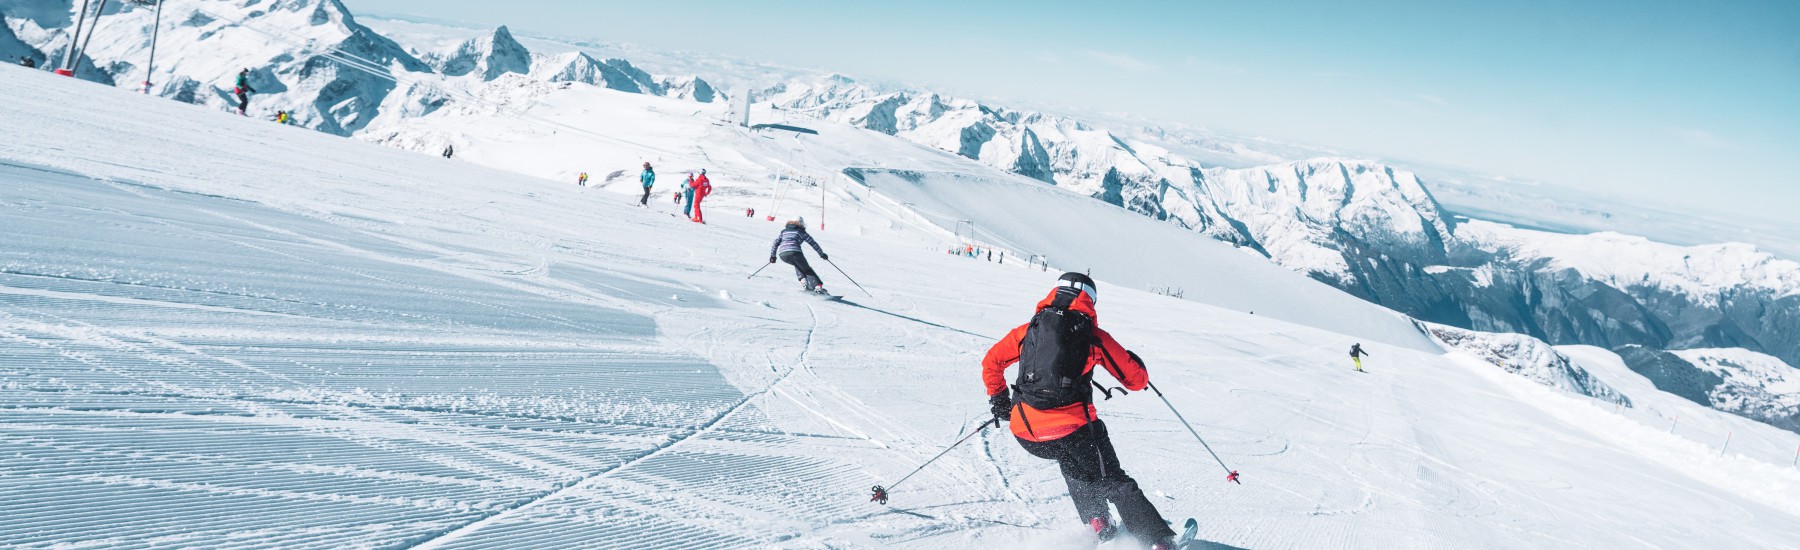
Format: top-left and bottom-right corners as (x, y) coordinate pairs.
(747, 261), (773, 279)
(1147, 381), (1240, 484)
(824, 257), (873, 297)
(870, 417), (998, 504)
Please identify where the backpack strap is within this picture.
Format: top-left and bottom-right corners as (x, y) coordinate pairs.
(1010, 384), (1036, 438)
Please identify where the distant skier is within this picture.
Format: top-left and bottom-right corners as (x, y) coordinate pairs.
(1350, 343), (1369, 372)
(982, 273), (1177, 549)
(690, 169), (712, 223)
(19, 56), (35, 68)
(442, 144), (454, 159)
(681, 173), (697, 217)
(233, 69), (254, 116)
(769, 217), (828, 293)
(577, 172), (589, 186)
(273, 110), (293, 125)
(638, 162), (655, 206)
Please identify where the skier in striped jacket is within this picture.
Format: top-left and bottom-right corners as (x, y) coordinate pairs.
(769, 218), (828, 293)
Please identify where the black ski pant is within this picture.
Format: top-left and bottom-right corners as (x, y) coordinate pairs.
(1018, 420), (1174, 540)
(640, 186), (653, 205)
(778, 251), (822, 289)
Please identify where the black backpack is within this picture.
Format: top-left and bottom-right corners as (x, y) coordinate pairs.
(1013, 287), (1095, 410)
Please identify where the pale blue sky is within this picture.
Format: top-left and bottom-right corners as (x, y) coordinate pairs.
(354, 0), (1800, 221)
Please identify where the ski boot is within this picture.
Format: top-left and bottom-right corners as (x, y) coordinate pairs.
(1090, 517), (1117, 542)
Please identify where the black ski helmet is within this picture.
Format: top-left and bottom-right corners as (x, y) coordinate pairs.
(1057, 272), (1097, 303)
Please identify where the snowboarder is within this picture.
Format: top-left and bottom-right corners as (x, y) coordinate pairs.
(982, 273), (1178, 549)
(769, 217), (828, 293)
(638, 162), (656, 205)
(19, 56), (35, 68)
(577, 172), (589, 186)
(442, 144), (454, 159)
(1350, 343), (1369, 372)
(690, 169), (712, 223)
(681, 173), (697, 217)
(233, 69), (254, 116)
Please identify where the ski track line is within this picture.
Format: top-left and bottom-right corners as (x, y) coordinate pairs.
(402, 304), (828, 550)
(92, 183), (631, 337)
(0, 385), (693, 435)
(793, 304), (998, 498)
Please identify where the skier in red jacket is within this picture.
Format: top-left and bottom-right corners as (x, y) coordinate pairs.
(690, 169), (712, 223)
(981, 273), (1176, 549)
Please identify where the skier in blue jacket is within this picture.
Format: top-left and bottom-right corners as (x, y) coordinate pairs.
(639, 162), (656, 206)
(682, 173), (697, 217)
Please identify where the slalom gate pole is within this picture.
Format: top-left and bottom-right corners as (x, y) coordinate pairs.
(1147, 381), (1240, 484)
(825, 258), (873, 297)
(747, 262), (772, 279)
(869, 418), (998, 504)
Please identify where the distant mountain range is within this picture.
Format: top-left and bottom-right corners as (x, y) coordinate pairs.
(761, 74), (1800, 369)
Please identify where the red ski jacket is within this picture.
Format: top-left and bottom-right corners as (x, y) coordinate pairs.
(982, 288), (1148, 442)
(693, 174), (712, 197)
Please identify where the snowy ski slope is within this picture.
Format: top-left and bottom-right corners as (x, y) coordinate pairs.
(3, 65), (1800, 549)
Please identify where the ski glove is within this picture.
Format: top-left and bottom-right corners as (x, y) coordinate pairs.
(769, 257), (777, 264)
(988, 390), (1012, 423)
(820, 253), (829, 261)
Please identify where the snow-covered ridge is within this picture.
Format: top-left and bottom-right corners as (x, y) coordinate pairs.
(1419, 322), (1631, 406)
(1192, 158), (1454, 283)
(763, 77), (1454, 284)
(424, 24), (529, 80)
(0, 0), (718, 137)
(1460, 219), (1800, 302)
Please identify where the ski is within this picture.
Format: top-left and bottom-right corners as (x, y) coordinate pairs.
(1176, 518), (1198, 549)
